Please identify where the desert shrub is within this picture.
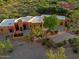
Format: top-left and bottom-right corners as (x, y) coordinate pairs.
(41, 38), (53, 48)
(72, 47), (79, 54)
(68, 38), (79, 54)
(0, 39), (13, 55)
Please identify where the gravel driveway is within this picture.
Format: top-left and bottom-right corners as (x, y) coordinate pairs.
(49, 32), (79, 43)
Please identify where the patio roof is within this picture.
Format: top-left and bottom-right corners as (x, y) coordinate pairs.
(15, 16), (33, 22)
(28, 16), (44, 23)
(0, 19), (15, 27)
(41, 14), (66, 20)
(57, 15), (65, 20)
(41, 14), (51, 17)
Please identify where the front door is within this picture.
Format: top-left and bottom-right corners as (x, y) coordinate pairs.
(20, 27), (23, 31)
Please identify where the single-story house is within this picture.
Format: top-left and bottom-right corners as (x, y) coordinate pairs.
(0, 15), (67, 38)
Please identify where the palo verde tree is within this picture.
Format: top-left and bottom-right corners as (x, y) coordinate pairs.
(33, 27), (43, 37)
(46, 49), (55, 59)
(57, 47), (67, 59)
(44, 15), (60, 31)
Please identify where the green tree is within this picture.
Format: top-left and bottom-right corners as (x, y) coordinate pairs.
(44, 15), (60, 31)
(56, 8), (69, 16)
(0, 0), (4, 6)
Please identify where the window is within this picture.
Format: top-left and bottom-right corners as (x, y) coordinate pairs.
(14, 34), (17, 37)
(20, 27), (22, 31)
(19, 33), (23, 36)
(9, 29), (14, 32)
(14, 33), (23, 37)
(1, 29), (3, 31)
(23, 24), (26, 30)
(15, 23), (19, 31)
(40, 24), (42, 27)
